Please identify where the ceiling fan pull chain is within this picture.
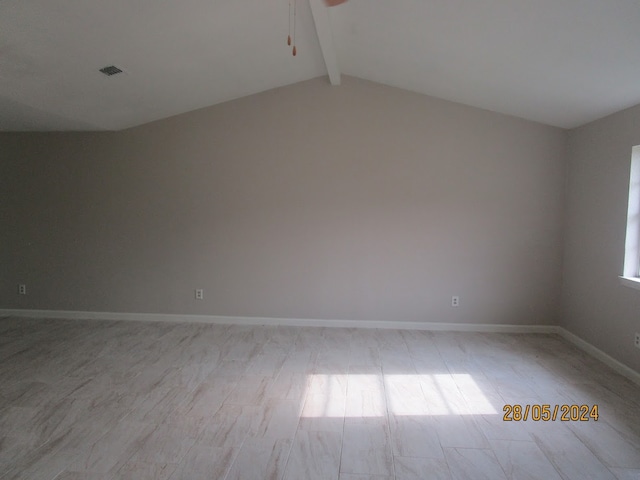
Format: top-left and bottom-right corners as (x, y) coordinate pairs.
(292, 0), (297, 56)
(287, 0), (292, 46)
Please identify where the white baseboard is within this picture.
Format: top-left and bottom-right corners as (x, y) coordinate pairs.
(557, 328), (640, 386)
(0, 308), (559, 333)
(1, 307), (637, 385)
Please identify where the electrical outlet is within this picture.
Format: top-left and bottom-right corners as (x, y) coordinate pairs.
(635, 332), (640, 349)
(195, 289), (204, 300)
(18, 284), (26, 295)
(451, 296), (459, 307)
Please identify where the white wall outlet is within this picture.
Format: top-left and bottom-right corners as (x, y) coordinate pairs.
(18, 284), (26, 295)
(635, 332), (640, 349)
(195, 289), (204, 300)
(451, 296), (460, 307)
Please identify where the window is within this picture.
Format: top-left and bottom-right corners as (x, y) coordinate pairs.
(620, 145), (640, 289)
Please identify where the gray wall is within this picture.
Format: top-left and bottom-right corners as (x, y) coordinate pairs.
(562, 103), (640, 372)
(1, 76), (567, 325)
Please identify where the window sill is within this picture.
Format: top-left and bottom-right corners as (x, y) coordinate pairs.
(619, 276), (640, 290)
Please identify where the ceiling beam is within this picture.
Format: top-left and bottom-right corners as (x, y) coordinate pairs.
(308, 0), (341, 86)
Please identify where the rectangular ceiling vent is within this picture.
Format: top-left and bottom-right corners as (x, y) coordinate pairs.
(99, 65), (123, 76)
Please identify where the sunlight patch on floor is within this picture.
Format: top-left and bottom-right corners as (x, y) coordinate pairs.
(301, 373), (498, 418)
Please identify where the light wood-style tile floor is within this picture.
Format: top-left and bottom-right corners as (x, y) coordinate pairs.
(1, 316), (639, 479)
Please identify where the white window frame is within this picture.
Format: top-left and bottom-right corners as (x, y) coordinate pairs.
(620, 145), (640, 290)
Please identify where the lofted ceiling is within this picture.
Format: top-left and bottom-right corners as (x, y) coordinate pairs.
(1, 0), (640, 131)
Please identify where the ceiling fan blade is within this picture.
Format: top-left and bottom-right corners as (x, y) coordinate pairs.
(324, 0), (348, 6)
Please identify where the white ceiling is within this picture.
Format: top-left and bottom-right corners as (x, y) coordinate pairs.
(1, 0), (640, 131)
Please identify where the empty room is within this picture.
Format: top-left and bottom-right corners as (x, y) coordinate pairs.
(1, 0), (640, 479)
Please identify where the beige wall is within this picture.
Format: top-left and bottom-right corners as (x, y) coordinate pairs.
(0, 76), (567, 325)
(562, 103), (640, 372)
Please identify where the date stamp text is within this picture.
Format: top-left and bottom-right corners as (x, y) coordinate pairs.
(503, 404), (599, 422)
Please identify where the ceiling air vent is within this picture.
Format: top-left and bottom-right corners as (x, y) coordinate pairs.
(99, 65), (123, 76)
